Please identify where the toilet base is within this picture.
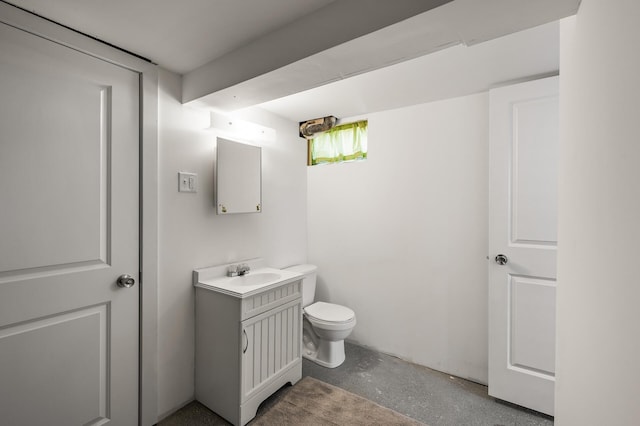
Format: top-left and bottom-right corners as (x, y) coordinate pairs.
(302, 338), (346, 368)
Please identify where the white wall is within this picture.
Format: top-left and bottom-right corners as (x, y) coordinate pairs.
(556, 3), (640, 424)
(157, 69), (307, 417)
(307, 93), (489, 384)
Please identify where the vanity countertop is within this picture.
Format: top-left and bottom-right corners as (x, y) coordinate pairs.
(194, 265), (303, 298)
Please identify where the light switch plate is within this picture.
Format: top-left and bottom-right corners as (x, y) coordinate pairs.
(178, 172), (197, 193)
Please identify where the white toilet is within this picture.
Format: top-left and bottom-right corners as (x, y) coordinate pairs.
(284, 264), (356, 368)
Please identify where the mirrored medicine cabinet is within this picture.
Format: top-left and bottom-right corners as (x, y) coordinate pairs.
(216, 137), (262, 215)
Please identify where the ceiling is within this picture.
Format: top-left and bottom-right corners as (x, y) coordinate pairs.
(5, 0), (451, 74)
(5, 0), (580, 117)
(6, 0), (339, 73)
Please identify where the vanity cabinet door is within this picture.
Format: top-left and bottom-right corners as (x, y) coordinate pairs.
(240, 299), (301, 402)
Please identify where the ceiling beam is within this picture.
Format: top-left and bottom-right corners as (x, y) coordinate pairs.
(182, 0), (453, 104)
(183, 0), (581, 112)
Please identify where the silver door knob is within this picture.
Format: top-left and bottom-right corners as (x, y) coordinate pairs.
(495, 254), (508, 265)
(117, 274), (136, 288)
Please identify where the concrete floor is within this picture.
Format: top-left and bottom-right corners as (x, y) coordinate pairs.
(306, 343), (553, 426)
(160, 342), (553, 426)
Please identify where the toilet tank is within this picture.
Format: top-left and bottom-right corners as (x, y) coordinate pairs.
(283, 264), (317, 307)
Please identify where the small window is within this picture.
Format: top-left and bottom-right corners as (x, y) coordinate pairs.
(308, 120), (367, 166)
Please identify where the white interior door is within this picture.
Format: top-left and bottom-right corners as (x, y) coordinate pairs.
(488, 76), (558, 416)
(0, 19), (140, 426)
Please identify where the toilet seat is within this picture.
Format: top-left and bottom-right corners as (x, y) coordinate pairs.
(304, 302), (355, 324)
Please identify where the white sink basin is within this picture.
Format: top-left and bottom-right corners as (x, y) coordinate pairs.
(194, 266), (303, 298)
(230, 272), (281, 286)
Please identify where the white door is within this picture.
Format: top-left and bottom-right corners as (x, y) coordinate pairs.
(0, 19), (140, 426)
(488, 76), (558, 416)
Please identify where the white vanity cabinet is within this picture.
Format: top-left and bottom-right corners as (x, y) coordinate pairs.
(194, 270), (302, 426)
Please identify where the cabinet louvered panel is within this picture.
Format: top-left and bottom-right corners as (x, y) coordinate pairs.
(241, 281), (300, 320)
(241, 299), (301, 401)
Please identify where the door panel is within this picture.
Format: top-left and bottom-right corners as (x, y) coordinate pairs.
(509, 276), (556, 375)
(511, 97), (559, 245)
(488, 76), (558, 416)
(0, 304), (109, 425)
(0, 68), (109, 272)
(0, 20), (139, 426)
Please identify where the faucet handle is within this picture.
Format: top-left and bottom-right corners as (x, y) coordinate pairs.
(236, 263), (250, 275)
(227, 264), (238, 277)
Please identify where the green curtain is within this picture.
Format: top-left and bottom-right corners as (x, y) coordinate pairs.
(310, 120), (367, 165)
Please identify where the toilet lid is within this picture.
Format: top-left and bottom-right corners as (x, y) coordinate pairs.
(305, 302), (355, 323)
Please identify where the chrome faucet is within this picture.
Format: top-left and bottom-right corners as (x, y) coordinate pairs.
(227, 263), (250, 277)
